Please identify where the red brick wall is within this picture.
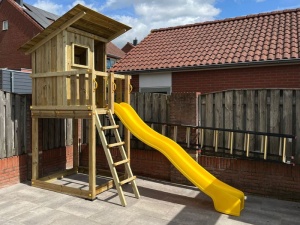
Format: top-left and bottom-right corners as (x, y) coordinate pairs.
(131, 75), (139, 92)
(199, 156), (300, 201)
(0, 0), (42, 69)
(0, 155), (27, 188)
(172, 65), (300, 94)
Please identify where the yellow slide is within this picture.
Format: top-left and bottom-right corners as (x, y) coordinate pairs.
(114, 102), (245, 216)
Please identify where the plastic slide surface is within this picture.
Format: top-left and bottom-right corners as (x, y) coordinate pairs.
(114, 102), (245, 216)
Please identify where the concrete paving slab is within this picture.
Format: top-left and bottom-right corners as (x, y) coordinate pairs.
(0, 177), (299, 225)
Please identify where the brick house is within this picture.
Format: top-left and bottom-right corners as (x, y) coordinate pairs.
(0, 0), (125, 70)
(112, 8), (300, 94)
(0, 0), (58, 69)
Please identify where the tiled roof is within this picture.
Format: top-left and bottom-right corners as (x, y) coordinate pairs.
(107, 42), (125, 59)
(122, 42), (135, 53)
(113, 8), (300, 73)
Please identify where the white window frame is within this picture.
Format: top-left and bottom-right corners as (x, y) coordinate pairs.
(2, 20), (8, 31)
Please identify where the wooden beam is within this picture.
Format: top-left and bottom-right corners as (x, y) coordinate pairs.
(31, 105), (92, 111)
(32, 180), (90, 199)
(26, 11), (87, 54)
(32, 118), (39, 180)
(31, 69), (90, 78)
(88, 114), (96, 199)
(108, 72), (114, 113)
(73, 119), (79, 169)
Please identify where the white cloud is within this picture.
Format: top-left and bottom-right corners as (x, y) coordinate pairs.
(32, 0), (221, 49)
(33, 0), (63, 15)
(108, 0), (221, 48)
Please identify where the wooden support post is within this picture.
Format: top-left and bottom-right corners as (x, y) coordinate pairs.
(230, 132), (234, 154)
(201, 129), (204, 148)
(263, 136), (268, 160)
(186, 127), (191, 148)
(246, 133), (250, 157)
(73, 119), (79, 170)
(124, 75), (131, 178)
(173, 126), (178, 142)
(215, 130), (218, 152)
(282, 138), (287, 162)
(88, 115), (96, 199)
(108, 72), (114, 113)
(32, 117), (39, 180)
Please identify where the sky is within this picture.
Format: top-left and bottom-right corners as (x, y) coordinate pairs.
(24, 0), (300, 48)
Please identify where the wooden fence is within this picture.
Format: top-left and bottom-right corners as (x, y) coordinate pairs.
(198, 89), (300, 160)
(0, 90), (72, 159)
(0, 91), (28, 158)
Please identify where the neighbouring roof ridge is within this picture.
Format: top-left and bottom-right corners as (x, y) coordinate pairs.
(151, 7), (300, 33)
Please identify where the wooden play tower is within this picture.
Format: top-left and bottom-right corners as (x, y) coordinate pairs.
(20, 4), (139, 205)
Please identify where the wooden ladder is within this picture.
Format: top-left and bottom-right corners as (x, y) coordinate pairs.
(95, 110), (140, 206)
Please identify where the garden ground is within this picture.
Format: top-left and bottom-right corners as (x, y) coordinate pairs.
(0, 176), (299, 225)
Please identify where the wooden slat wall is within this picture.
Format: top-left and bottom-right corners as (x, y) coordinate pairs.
(198, 89), (300, 162)
(0, 91), (28, 159)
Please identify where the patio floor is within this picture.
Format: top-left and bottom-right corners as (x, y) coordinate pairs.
(0, 177), (299, 225)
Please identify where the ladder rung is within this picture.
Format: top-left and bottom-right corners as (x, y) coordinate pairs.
(119, 176), (136, 186)
(107, 141), (125, 148)
(113, 159), (130, 167)
(101, 125), (119, 130)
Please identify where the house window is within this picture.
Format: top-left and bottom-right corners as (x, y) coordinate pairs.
(2, 20), (8, 31)
(107, 58), (116, 69)
(72, 43), (89, 68)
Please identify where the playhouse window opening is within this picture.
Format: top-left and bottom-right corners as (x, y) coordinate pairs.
(73, 44), (88, 67)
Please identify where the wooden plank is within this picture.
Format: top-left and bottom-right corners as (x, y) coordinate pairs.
(153, 93), (160, 132)
(70, 75), (77, 105)
(79, 74), (87, 106)
(31, 105), (92, 111)
(282, 90), (293, 157)
(66, 119), (73, 146)
(25, 11), (86, 54)
(295, 90), (300, 164)
(73, 119), (79, 169)
(32, 118), (39, 180)
(14, 95), (21, 155)
(214, 92), (223, 149)
(258, 90), (267, 152)
(137, 93), (144, 149)
(270, 90), (280, 155)
(108, 72), (114, 113)
(205, 94), (213, 149)
(0, 91), (5, 158)
(246, 90), (255, 152)
(5, 93), (14, 157)
(19, 96), (26, 153)
(89, 114), (96, 199)
(32, 179), (90, 199)
(144, 93), (152, 150)
(234, 90), (244, 151)
(225, 91), (233, 149)
(124, 76), (131, 162)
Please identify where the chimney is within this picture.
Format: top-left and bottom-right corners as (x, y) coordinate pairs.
(133, 38), (138, 46)
(15, 0), (23, 7)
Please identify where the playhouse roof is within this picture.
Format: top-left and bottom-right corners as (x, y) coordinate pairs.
(20, 4), (131, 53)
(112, 7), (300, 73)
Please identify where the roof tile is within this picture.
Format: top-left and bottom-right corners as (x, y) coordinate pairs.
(113, 7), (300, 72)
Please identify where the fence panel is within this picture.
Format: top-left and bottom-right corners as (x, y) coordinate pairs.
(0, 90), (28, 159)
(198, 89), (300, 162)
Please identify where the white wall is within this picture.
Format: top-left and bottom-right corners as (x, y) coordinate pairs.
(139, 72), (171, 87)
